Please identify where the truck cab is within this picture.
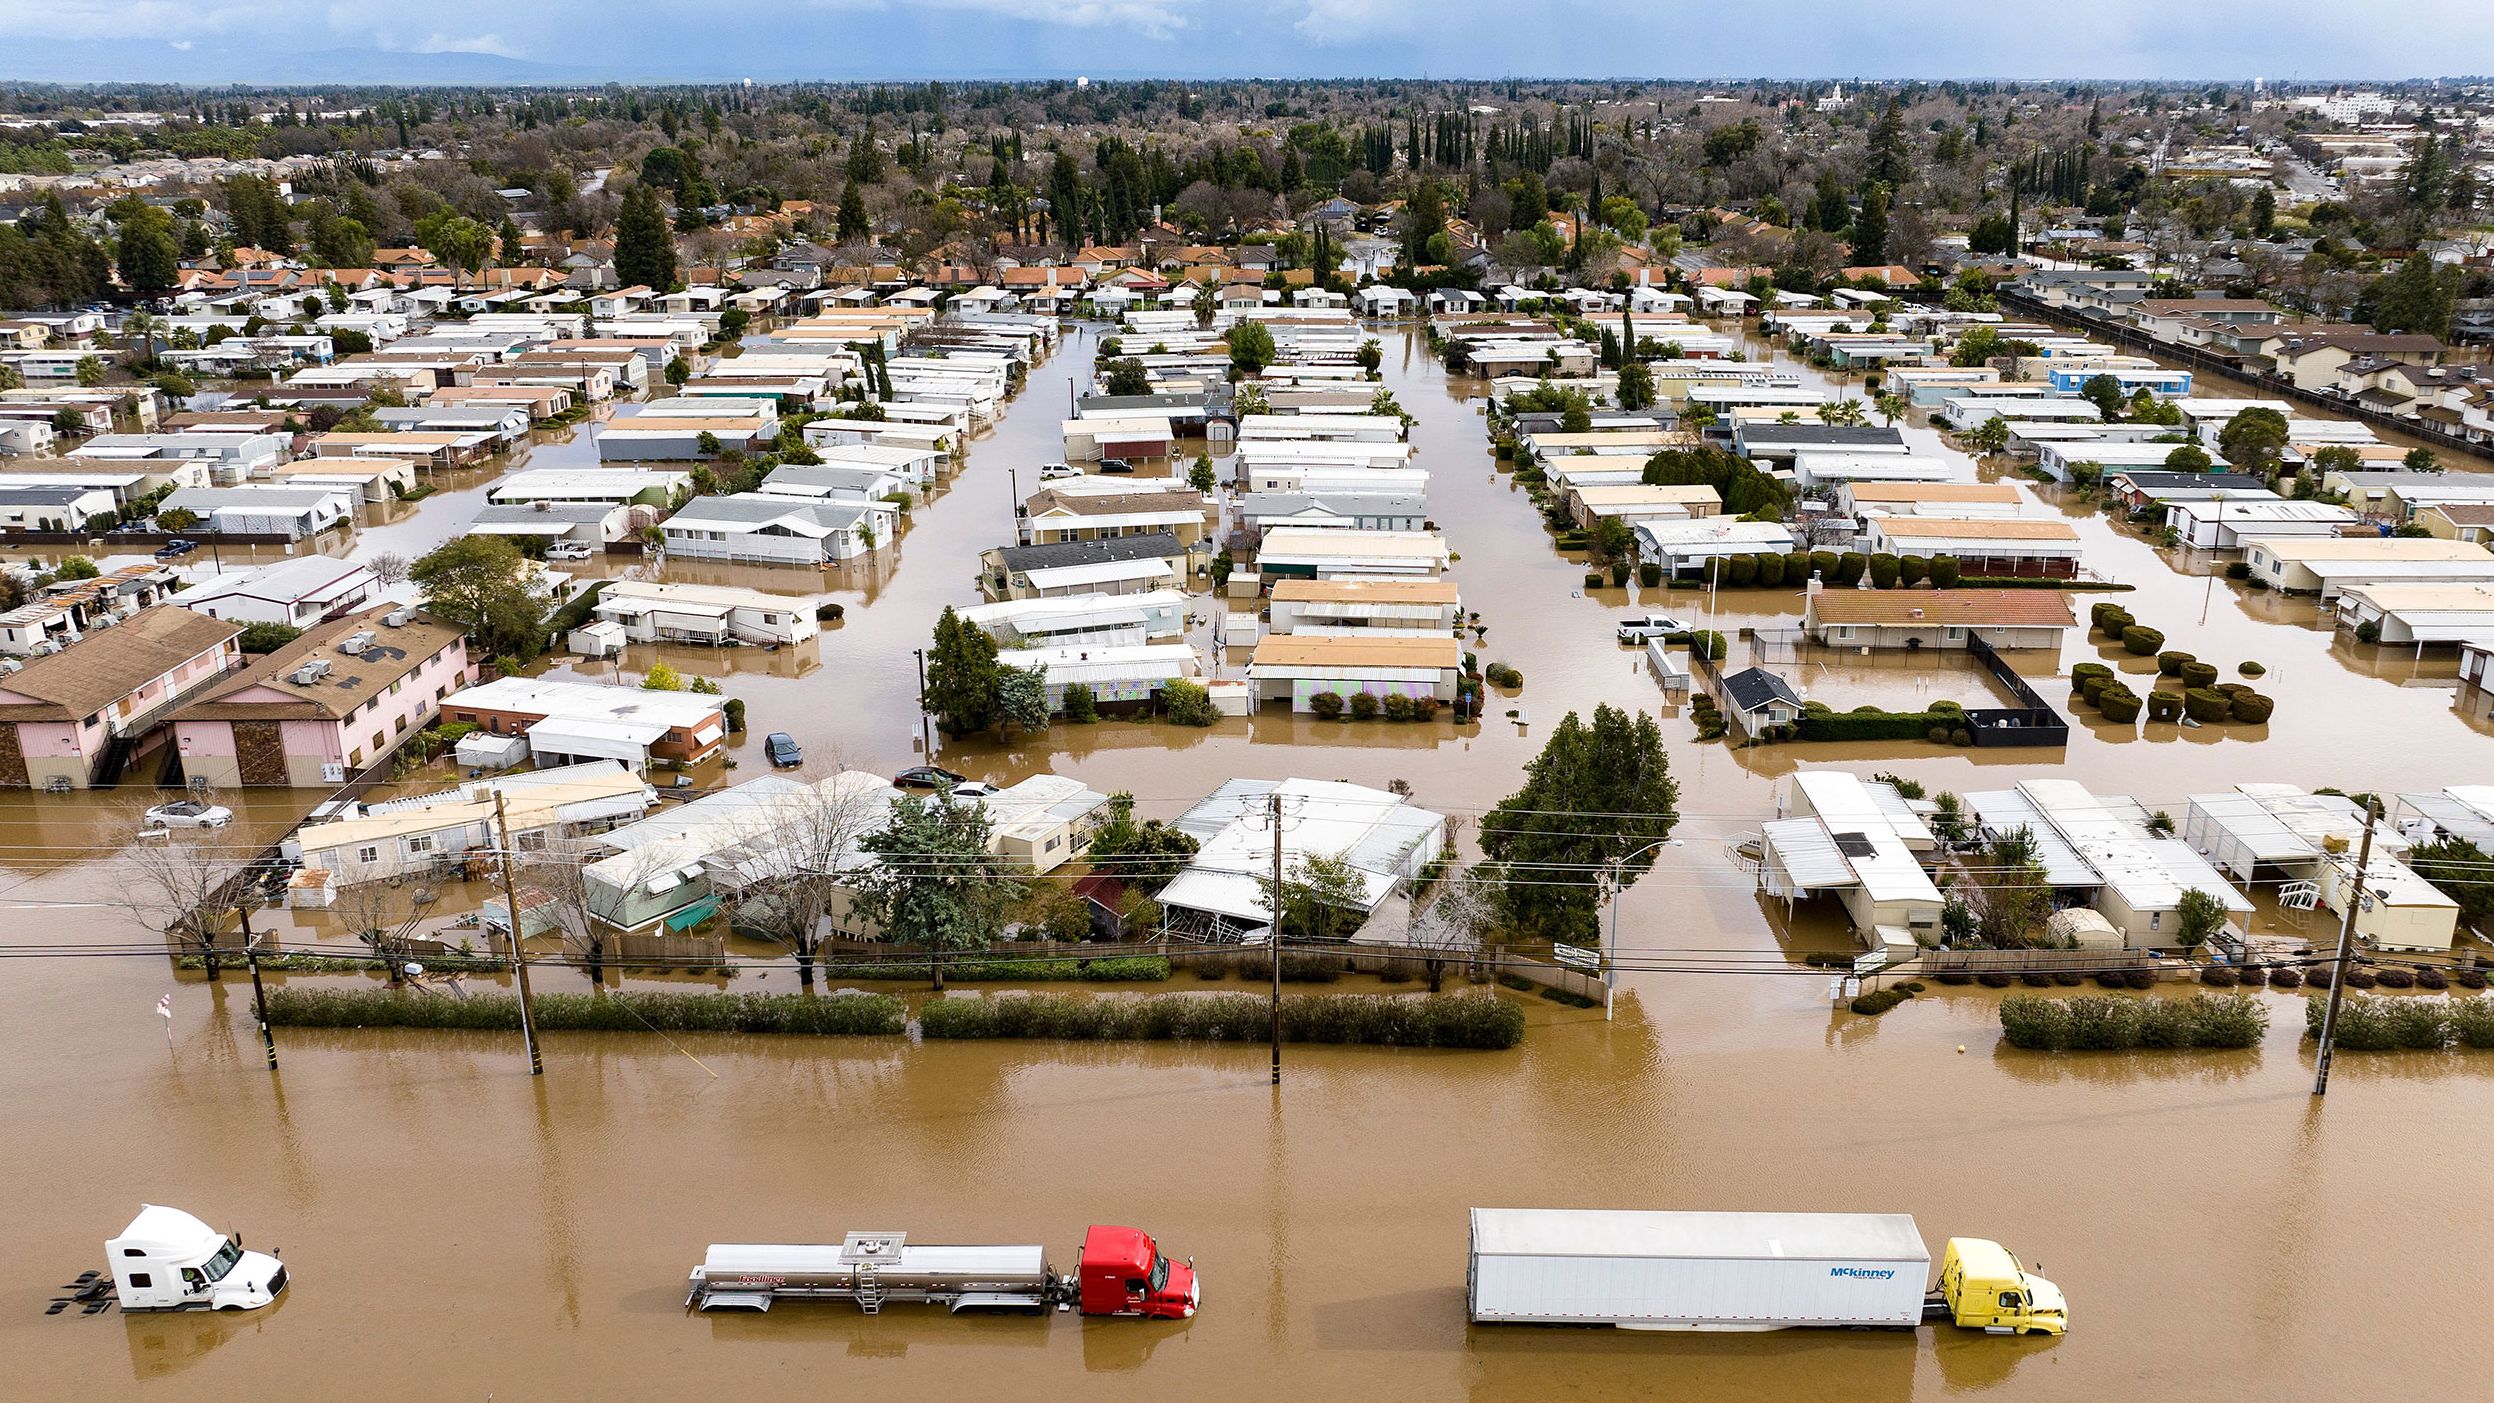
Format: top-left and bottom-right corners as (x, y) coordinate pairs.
(1076, 1225), (1197, 1320)
(1936, 1237), (2064, 1336)
(108, 1206), (288, 1312)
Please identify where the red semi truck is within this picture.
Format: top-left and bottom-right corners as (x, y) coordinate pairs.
(685, 1225), (1198, 1320)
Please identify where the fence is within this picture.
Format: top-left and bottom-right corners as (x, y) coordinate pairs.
(1962, 634), (2069, 747)
(1914, 947), (2185, 980)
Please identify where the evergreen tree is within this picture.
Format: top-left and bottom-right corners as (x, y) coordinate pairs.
(925, 606), (1000, 737)
(1851, 184), (1890, 267)
(1479, 704), (1680, 939)
(837, 181), (870, 242)
(114, 209), (180, 294)
(614, 184), (678, 291)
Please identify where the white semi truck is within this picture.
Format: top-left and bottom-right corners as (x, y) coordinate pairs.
(1467, 1209), (2065, 1335)
(106, 1206), (288, 1312)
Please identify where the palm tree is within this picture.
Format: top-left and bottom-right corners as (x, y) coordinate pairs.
(1873, 390), (1909, 426)
(121, 309), (163, 369)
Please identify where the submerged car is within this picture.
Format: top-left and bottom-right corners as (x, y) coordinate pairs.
(1615, 613), (1690, 643)
(764, 733), (803, 768)
(893, 764), (970, 790)
(144, 801), (233, 829)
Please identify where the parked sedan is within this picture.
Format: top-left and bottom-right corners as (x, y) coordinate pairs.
(1097, 457), (1136, 474)
(764, 732), (804, 768)
(892, 764), (970, 790)
(152, 539), (198, 560)
(144, 800), (232, 829)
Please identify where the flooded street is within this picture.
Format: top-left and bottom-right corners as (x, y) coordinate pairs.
(7, 316), (2494, 1401)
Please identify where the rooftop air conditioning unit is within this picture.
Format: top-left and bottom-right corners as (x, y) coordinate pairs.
(340, 630), (375, 654)
(384, 609), (410, 627)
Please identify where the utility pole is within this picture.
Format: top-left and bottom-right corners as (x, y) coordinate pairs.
(493, 791), (544, 1077)
(1602, 859), (1619, 1023)
(1270, 788), (1284, 1087)
(2312, 798), (2380, 1097)
(913, 646), (933, 756)
(237, 887), (276, 1071)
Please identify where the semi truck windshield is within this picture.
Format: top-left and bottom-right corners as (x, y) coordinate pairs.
(202, 1238), (244, 1282)
(1147, 1255), (1168, 1292)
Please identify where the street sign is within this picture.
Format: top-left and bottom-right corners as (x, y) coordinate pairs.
(1852, 949), (1889, 977)
(1553, 943), (1600, 972)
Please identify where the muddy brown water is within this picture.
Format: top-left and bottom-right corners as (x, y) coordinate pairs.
(5, 321), (2494, 1399)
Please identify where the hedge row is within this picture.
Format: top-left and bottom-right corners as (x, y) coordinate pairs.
(918, 991), (1526, 1048)
(1797, 706), (1972, 743)
(2300, 994), (2494, 1052)
(832, 956), (1172, 983)
(264, 988), (907, 1035)
(1998, 993), (2268, 1050)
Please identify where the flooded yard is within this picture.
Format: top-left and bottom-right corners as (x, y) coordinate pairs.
(6, 316), (2494, 1401)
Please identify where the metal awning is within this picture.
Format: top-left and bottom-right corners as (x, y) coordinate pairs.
(664, 895), (721, 932)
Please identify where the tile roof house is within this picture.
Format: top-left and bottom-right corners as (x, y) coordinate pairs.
(0, 606), (242, 789)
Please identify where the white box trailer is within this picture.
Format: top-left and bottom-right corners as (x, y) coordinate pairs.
(1467, 1208), (1929, 1330)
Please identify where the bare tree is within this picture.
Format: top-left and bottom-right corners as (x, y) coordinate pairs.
(1407, 865), (1496, 993)
(367, 551), (411, 589)
(715, 769), (888, 990)
(528, 834), (673, 986)
(108, 806), (257, 982)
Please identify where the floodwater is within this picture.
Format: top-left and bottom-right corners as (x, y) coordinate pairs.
(6, 317), (2494, 1400)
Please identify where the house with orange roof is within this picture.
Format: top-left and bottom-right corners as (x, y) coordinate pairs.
(374, 247), (435, 270)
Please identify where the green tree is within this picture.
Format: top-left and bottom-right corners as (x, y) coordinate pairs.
(1615, 360), (1656, 412)
(1355, 339), (1383, 375)
(1963, 415), (2012, 455)
(1083, 793), (1199, 892)
(1103, 357), (1151, 396)
(1161, 678), (1218, 726)
(1976, 826), (2052, 947)
(2164, 442), (2214, 473)
(2370, 251), (2457, 338)
(1188, 453), (1216, 493)
(2403, 445), (2443, 474)
(1258, 851), (1370, 943)
(614, 184), (678, 290)
(2411, 837), (2494, 933)
(2217, 407), (2290, 478)
(54, 555), (99, 581)
(925, 605), (1000, 737)
(114, 209), (180, 294)
(1872, 390), (1909, 426)
(1225, 319), (1276, 375)
(665, 355), (691, 386)
(410, 536), (552, 662)
(855, 794), (1023, 980)
(1479, 704), (1679, 939)
(836, 181), (870, 243)
(1851, 184), (1890, 266)
(998, 663), (1051, 734)
(2174, 887), (2228, 951)
(2079, 373), (2126, 421)
(640, 660), (684, 691)
(74, 355), (106, 388)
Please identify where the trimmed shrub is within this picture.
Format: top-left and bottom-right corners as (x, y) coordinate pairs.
(1898, 554), (1929, 587)
(2052, 972), (2085, 987)
(1850, 988), (1911, 1015)
(1755, 552), (1787, 588)
(2156, 650), (2196, 677)
(2096, 686), (2143, 723)
(1977, 971), (2014, 988)
(1638, 562), (1663, 587)
(1381, 693), (1419, 722)
(1310, 691), (1345, 719)
(2123, 969), (2156, 990)
(2179, 660), (2220, 690)
(920, 991), (1526, 1049)
(2000, 993), (2267, 1051)
(1348, 692), (1381, 721)
(265, 988), (906, 1035)
(1868, 553), (1901, 589)
(2229, 692), (2274, 724)
(2094, 971), (2129, 989)
(2302, 993), (2445, 1051)
(2236, 965), (2269, 988)
(2237, 661), (2266, 678)
(1610, 560), (1631, 587)
(2305, 964), (2333, 989)
(1784, 550), (1813, 583)
(1833, 552), (1868, 586)
(2224, 561), (2252, 580)
(1485, 662), (1524, 688)
(1584, 571), (1606, 590)
(2019, 972), (2054, 988)
(2344, 967), (2378, 990)
(2270, 967), (2303, 989)
(2071, 662), (2114, 694)
(1929, 556), (1961, 588)
(2183, 688), (2234, 723)
(2200, 965), (2239, 987)
(2374, 966), (2416, 989)
(1723, 554), (1759, 587)
(1935, 970), (1975, 986)
(2459, 969), (2489, 991)
(2146, 691), (2184, 723)
(2121, 625), (2166, 656)
(2454, 997), (2494, 1047)
(2090, 600), (2129, 633)
(1809, 550), (1841, 581)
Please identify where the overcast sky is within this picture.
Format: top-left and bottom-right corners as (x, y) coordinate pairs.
(3, 1), (2490, 83)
